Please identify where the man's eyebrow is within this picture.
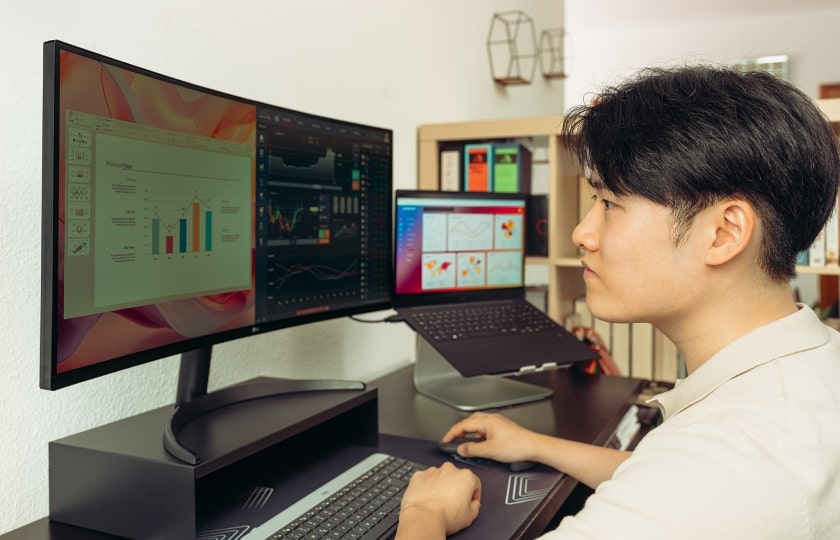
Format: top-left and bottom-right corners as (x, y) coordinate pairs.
(587, 176), (605, 190)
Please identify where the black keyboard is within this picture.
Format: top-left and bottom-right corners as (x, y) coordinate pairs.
(243, 453), (426, 540)
(408, 302), (557, 343)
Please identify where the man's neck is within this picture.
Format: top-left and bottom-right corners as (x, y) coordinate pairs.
(657, 282), (798, 375)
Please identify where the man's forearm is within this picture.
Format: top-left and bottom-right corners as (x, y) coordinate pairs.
(531, 433), (631, 489)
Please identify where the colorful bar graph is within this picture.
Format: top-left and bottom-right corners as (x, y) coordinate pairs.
(179, 218), (187, 253)
(205, 211), (212, 252)
(192, 202), (200, 252)
(152, 218), (160, 255)
(150, 196), (213, 255)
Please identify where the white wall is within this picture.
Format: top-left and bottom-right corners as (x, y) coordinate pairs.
(564, 4), (840, 105)
(0, 0), (565, 533)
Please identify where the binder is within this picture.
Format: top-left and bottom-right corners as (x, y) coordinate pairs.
(439, 144), (462, 192)
(492, 143), (532, 193)
(464, 143), (494, 192)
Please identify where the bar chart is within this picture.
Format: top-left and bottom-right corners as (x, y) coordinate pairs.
(148, 192), (214, 256)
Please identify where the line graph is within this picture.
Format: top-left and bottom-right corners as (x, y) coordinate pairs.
(269, 203), (310, 234)
(269, 146), (336, 181)
(447, 213), (493, 251)
(267, 192), (330, 245)
(270, 260), (358, 288)
(422, 213), (447, 252)
(265, 254), (361, 312)
(486, 251), (522, 286)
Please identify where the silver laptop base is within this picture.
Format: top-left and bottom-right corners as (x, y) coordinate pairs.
(413, 337), (553, 411)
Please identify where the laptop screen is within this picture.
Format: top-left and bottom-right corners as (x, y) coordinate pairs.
(394, 190), (527, 302)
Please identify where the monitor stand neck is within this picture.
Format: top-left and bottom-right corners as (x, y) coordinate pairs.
(413, 337), (552, 411)
(162, 345), (365, 465)
(175, 346), (212, 407)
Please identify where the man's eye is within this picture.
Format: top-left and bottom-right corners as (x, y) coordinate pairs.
(602, 199), (615, 210)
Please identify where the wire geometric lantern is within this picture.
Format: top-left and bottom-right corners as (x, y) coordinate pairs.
(539, 28), (567, 79)
(486, 11), (538, 85)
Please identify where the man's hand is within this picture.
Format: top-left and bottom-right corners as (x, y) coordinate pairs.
(442, 412), (540, 464)
(395, 462), (481, 539)
(441, 411), (631, 489)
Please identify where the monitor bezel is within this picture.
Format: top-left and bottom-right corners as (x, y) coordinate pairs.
(41, 40), (394, 390)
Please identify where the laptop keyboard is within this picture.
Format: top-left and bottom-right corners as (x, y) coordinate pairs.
(408, 302), (557, 343)
(245, 453), (425, 540)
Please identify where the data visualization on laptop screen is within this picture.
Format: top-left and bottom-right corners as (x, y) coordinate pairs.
(394, 192), (526, 296)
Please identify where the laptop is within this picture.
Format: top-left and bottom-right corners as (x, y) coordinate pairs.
(393, 190), (597, 381)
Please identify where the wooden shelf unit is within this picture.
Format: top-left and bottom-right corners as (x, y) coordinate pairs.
(811, 98), (840, 309)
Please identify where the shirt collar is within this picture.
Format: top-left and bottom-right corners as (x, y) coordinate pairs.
(649, 305), (830, 419)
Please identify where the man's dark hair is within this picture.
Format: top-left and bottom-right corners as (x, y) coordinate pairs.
(562, 65), (840, 281)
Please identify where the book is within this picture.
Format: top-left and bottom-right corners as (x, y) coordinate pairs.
(653, 330), (679, 381)
(825, 203), (839, 266)
(810, 226), (826, 267)
(525, 285), (548, 312)
(464, 143), (494, 192)
(611, 323), (631, 376)
(630, 323), (654, 379)
(492, 143), (532, 193)
(439, 145), (462, 192)
(572, 296), (593, 329)
(796, 250), (810, 266)
(593, 317), (612, 354)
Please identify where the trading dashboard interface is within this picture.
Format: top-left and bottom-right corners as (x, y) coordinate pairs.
(43, 41), (392, 388)
(255, 109), (392, 323)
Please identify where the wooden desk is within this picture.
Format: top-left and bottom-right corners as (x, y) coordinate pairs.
(1, 366), (646, 539)
(371, 364), (646, 539)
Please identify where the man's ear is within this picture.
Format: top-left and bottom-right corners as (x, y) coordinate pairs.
(704, 199), (756, 267)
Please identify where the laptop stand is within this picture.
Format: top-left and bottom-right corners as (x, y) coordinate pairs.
(413, 336), (553, 411)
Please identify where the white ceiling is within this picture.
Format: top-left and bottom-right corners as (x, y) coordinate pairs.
(570, 0), (840, 26)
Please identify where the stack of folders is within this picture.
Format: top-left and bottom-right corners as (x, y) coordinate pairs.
(439, 142), (531, 194)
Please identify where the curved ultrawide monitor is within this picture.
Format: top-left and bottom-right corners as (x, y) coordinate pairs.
(41, 40), (393, 390)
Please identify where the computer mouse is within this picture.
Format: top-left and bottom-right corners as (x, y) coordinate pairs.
(438, 435), (480, 455)
(437, 436), (537, 472)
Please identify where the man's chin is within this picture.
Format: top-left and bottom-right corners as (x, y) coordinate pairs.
(587, 301), (635, 325)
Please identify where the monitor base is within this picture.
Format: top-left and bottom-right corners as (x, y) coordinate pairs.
(164, 347), (365, 464)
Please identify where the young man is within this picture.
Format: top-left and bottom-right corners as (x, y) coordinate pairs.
(395, 65), (840, 539)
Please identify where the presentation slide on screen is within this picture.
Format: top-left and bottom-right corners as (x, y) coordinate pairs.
(77, 132), (252, 315)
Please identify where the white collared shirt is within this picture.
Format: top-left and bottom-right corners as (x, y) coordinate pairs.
(544, 306), (840, 539)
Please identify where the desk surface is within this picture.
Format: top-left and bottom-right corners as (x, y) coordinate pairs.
(2, 366), (645, 539)
(372, 365), (645, 539)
